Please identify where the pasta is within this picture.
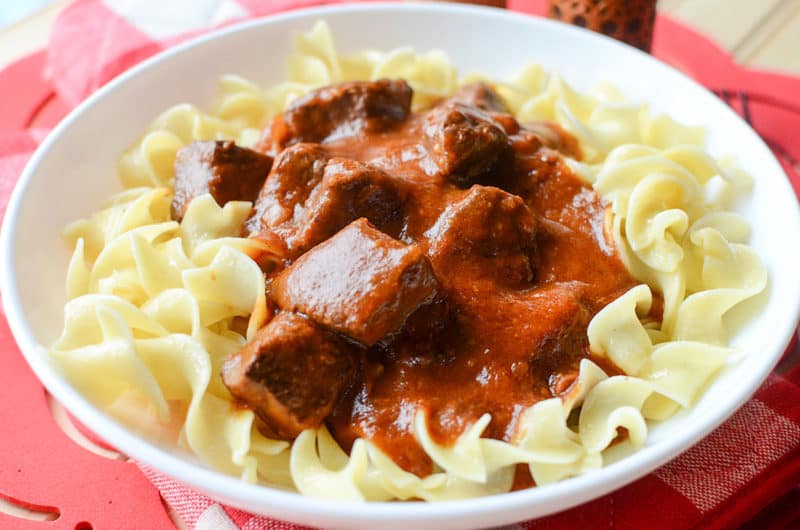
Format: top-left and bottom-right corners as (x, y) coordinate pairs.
(50, 20), (767, 501)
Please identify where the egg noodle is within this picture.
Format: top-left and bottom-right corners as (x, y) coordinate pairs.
(51, 21), (766, 500)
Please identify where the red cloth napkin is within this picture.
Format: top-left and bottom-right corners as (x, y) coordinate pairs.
(1, 1), (799, 529)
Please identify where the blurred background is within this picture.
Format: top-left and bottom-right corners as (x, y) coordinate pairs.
(0, 0), (53, 29)
(1, 0), (798, 74)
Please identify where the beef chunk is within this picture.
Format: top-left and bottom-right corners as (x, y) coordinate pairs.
(258, 79), (412, 152)
(221, 311), (356, 440)
(376, 296), (453, 363)
(271, 218), (438, 345)
(425, 185), (537, 286)
(450, 82), (508, 112)
(518, 121), (583, 160)
(246, 145), (405, 257)
(171, 141), (272, 221)
(294, 158), (406, 250)
(524, 285), (592, 396)
(450, 83), (521, 136)
(423, 102), (511, 186)
(244, 143), (329, 236)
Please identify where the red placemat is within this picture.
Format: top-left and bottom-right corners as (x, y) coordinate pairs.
(1, 2), (799, 529)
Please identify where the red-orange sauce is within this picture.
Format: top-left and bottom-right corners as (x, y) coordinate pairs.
(280, 113), (644, 477)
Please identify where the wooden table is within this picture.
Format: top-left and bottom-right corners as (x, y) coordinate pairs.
(1, 0), (799, 73)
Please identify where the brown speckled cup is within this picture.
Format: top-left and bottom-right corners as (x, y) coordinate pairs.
(548, 0), (658, 52)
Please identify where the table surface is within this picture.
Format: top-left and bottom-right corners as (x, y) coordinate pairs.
(1, 0), (800, 73)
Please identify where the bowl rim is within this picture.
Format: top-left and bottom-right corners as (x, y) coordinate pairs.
(2, 1), (800, 524)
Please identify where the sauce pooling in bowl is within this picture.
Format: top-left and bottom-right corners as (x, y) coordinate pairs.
(175, 79), (644, 478)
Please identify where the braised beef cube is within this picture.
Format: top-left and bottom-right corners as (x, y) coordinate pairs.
(525, 285), (591, 396)
(221, 311), (356, 440)
(378, 296), (453, 363)
(271, 218), (438, 345)
(246, 147), (405, 257)
(450, 83), (520, 135)
(258, 79), (412, 152)
(291, 158), (406, 253)
(519, 121), (583, 160)
(244, 143), (328, 235)
(423, 102), (511, 186)
(425, 185), (537, 286)
(450, 82), (508, 112)
(171, 141), (272, 221)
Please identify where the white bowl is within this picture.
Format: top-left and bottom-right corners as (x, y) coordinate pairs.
(3, 3), (800, 529)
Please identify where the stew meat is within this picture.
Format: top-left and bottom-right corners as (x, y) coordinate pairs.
(221, 311), (356, 440)
(244, 145), (406, 258)
(174, 80), (643, 479)
(423, 101), (512, 186)
(171, 140), (272, 221)
(271, 218), (439, 346)
(257, 79), (413, 154)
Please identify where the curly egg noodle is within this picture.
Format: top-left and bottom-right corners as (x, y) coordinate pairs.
(51, 21), (766, 501)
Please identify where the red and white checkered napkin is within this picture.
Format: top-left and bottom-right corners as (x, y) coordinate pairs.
(2, 1), (800, 528)
(134, 370), (800, 530)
